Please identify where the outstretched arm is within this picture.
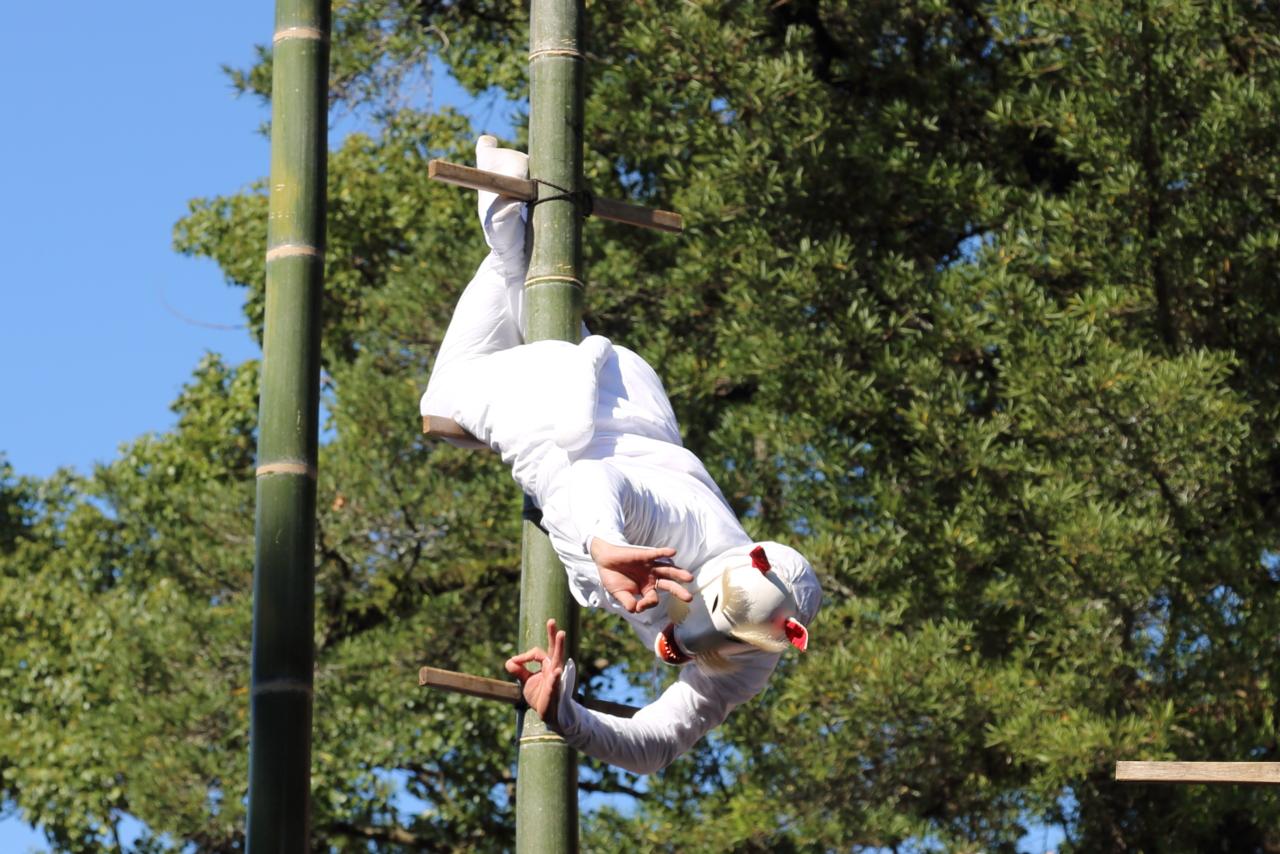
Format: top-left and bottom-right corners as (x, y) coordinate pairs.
(550, 650), (779, 775)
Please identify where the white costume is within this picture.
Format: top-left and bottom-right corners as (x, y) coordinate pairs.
(421, 139), (821, 774)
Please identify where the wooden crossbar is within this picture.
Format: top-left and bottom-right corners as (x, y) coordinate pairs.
(428, 160), (684, 234)
(1115, 761), (1280, 785)
(421, 415), (486, 448)
(419, 666), (638, 718)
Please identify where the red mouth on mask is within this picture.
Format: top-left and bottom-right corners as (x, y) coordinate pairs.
(655, 622), (692, 665)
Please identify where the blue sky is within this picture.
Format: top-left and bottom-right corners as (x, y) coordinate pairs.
(1, 2), (268, 483)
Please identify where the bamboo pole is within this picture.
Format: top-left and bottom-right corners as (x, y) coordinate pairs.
(516, 2), (586, 852)
(246, 0), (329, 849)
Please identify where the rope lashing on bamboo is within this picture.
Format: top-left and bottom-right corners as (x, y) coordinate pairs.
(528, 177), (594, 218)
(425, 160), (683, 233)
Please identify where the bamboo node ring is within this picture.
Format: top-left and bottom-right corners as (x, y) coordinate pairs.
(524, 275), (585, 290)
(256, 461), (318, 480)
(252, 678), (314, 697)
(266, 244), (323, 262)
(273, 26), (327, 44)
(528, 47), (583, 61)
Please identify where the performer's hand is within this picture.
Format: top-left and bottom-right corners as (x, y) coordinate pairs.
(590, 538), (694, 613)
(505, 618), (566, 726)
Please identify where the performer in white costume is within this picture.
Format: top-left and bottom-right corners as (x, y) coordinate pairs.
(422, 137), (822, 774)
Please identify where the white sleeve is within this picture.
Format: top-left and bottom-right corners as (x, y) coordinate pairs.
(540, 459), (634, 554)
(553, 653), (778, 775)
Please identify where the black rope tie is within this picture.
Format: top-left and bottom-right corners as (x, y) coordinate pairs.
(522, 495), (549, 535)
(529, 178), (594, 218)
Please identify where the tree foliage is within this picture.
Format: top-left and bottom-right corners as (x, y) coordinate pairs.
(4, 1), (1280, 851)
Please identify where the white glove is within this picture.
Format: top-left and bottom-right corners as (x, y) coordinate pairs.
(475, 135), (528, 260)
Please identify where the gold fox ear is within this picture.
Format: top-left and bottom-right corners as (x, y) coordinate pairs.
(727, 622), (790, 654)
(667, 594), (690, 625)
(719, 571), (753, 625)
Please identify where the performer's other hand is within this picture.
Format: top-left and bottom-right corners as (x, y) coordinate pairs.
(590, 539), (694, 613)
(505, 618), (566, 725)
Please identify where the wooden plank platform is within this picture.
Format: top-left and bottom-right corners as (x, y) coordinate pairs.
(428, 160), (683, 234)
(419, 666), (638, 719)
(1115, 761), (1280, 785)
(421, 415), (487, 449)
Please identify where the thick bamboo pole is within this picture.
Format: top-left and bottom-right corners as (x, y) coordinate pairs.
(525, 0), (586, 344)
(246, 0), (329, 849)
(517, 2), (585, 851)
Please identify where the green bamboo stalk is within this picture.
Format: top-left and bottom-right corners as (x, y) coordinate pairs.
(524, 0), (586, 344)
(246, 0), (329, 850)
(517, 1), (586, 851)
(516, 499), (580, 852)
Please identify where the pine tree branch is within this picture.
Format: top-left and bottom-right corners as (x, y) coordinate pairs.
(579, 777), (646, 800)
(1137, 1), (1179, 351)
(325, 819), (426, 847)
